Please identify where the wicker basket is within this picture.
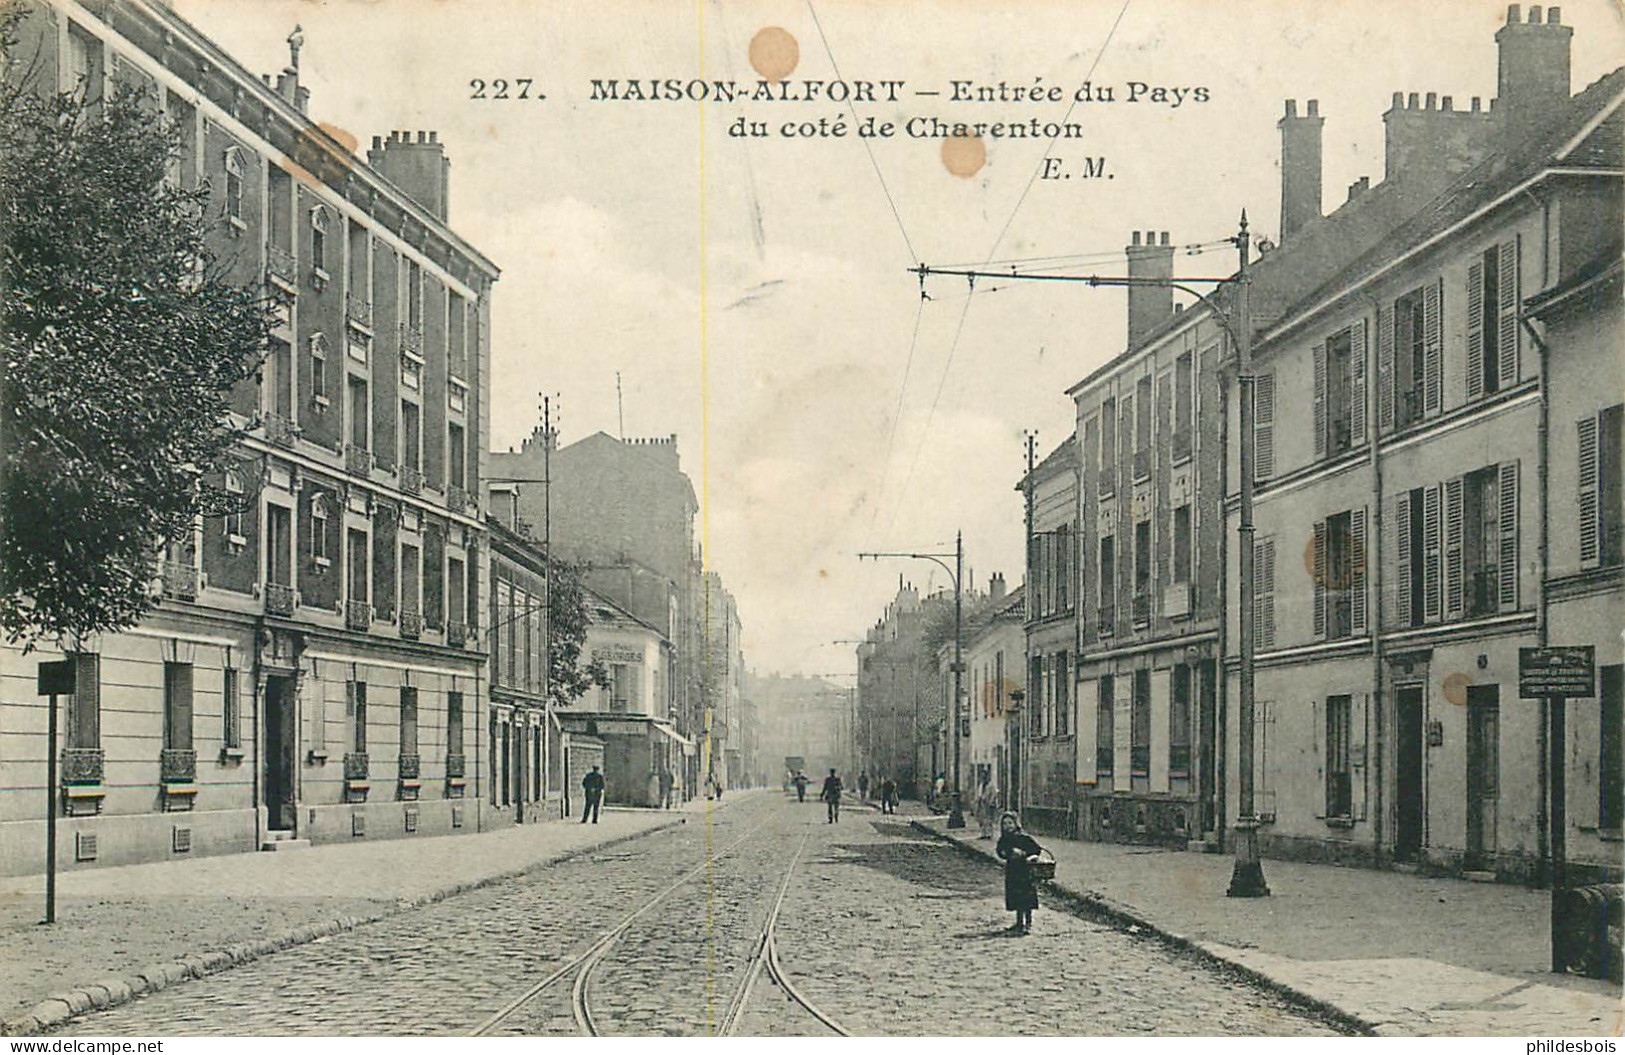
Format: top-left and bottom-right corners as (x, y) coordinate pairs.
(1030, 849), (1057, 881)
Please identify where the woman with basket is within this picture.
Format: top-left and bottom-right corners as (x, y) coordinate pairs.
(995, 811), (1048, 934)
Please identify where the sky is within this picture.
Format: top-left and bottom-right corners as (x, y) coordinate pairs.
(172, 0), (1624, 677)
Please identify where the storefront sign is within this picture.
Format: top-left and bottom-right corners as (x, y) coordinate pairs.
(1518, 646), (1595, 699)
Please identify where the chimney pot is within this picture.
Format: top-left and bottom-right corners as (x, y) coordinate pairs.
(1307, 98), (1319, 116)
(1160, 231), (1170, 245)
(1472, 96), (1482, 111)
(1132, 231), (1142, 246)
(429, 131), (438, 143)
(1391, 91), (1404, 108)
(1284, 98), (1297, 117)
(1408, 92), (1420, 108)
(1442, 95), (1454, 110)
(1548, 7), (1561, 23)
(1508, 4), (1521, 23)
(372, 135), (382, 150)
(1528, 5), (1542, 23)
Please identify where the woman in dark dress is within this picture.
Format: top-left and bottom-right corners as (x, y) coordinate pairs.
(995, 811), (1043, 934)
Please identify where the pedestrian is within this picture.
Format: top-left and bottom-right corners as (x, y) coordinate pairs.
(793, 771), (809, 802)
(658, 765), (674, 810)
(880, 776), (897, 815)
(932, 772), (947, 812)
(581, 764), (605, 824)
(858, 772), (870, 801)
(820, 768), (843, 823)
(977, 778), (997, 839)
(995, 811), (1043, 934)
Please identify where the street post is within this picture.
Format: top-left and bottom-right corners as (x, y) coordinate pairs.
(37, 659), (74, 925)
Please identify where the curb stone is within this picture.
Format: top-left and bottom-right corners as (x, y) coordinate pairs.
(907, 819), (1376, 1037)
(0, 816), (687, 1036)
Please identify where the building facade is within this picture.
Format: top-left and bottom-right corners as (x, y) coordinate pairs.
(3, 0), (497, 875)
(1021, 441), (1082, 837)
(965, 578), (1024, 814)
(486, 519), (550, 824)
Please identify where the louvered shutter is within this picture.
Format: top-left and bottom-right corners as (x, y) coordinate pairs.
(1423, 485), (1442, 621)
(1498, 461), (1519, 611)
(1466, 261), (1485, 401)
(1378, 304), (1395, 430)
(71, 652), (101, 748)
(1253, 373), (1275, 481)
(1312, 519), (1327, 638)
(1445, 476), (1464, 617)
(1313, 341), (1328, 458)
(1353, 694), (1369, 821)
(1579, 415), (1600, 565)
(1424, 279), (1443, 414)
(1255, 537), (1276, 650)
(1349, 319), (1368, 443)
(1351, 508), (1368, 633)
(1395, 492), (1413, 628)
(1312, 697), (1325, 819)
(167, 664), (194, 751)
(1498, 238), (1519, 389)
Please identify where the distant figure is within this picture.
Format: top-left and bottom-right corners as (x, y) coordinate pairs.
(793, 771), (809, 802)
(581, 765), (605, 824)
(932, 772), (947, 811)
(880, 776), (898, 815)
(977, 778), (998, 839)
(659, 765), (675, 810)
(820, 768), (844, 823)
(858, 773), (870, 800)
(995, 811), (1043, 935)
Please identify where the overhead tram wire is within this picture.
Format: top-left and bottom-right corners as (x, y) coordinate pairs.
(882, 281), (976, 539)
(870, 289), (928, 530)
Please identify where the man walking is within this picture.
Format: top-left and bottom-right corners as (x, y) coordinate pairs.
(581, 764), (605, 824)
(658, 765), (675, 809)
(821, 768), (843, 824)
(858, 772), (870, 801)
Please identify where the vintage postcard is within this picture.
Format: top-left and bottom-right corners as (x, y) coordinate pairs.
(0, 0), (1621, 1041)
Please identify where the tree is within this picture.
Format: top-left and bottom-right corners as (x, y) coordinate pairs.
(547, 558), (608, 709)
(0, 11), (274, 648)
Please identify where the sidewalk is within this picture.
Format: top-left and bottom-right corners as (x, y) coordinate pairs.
(0, 794), (728, 1035)
(913, 814), (1623, 1036)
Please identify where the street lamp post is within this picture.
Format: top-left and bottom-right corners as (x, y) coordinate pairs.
(859, 532), (967, 829)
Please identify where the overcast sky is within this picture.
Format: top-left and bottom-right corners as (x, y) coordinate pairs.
(173, 0), (1623, 677)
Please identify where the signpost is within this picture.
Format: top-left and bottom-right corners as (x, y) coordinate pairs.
(36, 660), (75, 925)
(1519, 646), (1596, 973)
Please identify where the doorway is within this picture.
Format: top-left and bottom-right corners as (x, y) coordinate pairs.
(1394, 684), (1424, 862)
(264, 675), (297, 831)
(1465, 685), (1500, 869)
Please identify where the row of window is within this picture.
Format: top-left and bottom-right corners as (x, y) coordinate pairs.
(1093, 503), (1194, 635)
(1094, 351), (1197, 497)
(1027, 651), (1070, 739)
(1091, 665), (1197, 782)
(59, 654), (466, 769)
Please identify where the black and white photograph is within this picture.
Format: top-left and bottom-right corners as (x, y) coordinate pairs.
(0, 0), (1621, 1040)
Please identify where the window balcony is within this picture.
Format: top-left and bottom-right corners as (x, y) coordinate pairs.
(345, 293), (373, 334)
(400, 322), (424, 357)
(1162, 582), (1192, 619)
(447, 620), (468, 648)
(1328, 417), (1353, 456)
(398, 753), (421, 781)
(445, 753), (466, 779)
(447, 483), (469, 513)
(61, 748), (105, 785)
(1132, 449), (1150, 482)
(400, 464), (423, 496)
(266, 245), (296, 290)
(1097, 604), (1116, 638)
(160, 748), (197, 784)
(159, 561), (200, 601)
(343, 751), (369, 781)
(345, 599), (373, 632)
(260, 412), (297, 449)
(264, 582), (296, 617)
(400, 608), (423, 640)
(345, 443), (373, 477)
(1132, 591), (1151, 627)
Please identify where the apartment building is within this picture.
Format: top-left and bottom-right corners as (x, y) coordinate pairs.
(1020, 442), (1081, 837)
(1, 0), (497, 873)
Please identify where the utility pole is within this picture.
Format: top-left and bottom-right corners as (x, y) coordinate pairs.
(1019, 430), (1037, 816)
(1227, 213), (1269, 897)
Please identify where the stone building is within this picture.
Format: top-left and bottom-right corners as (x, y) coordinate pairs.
(485, 518), (550, 824)
(964, 578), (1024, 814)
(2, 1), (497, 874)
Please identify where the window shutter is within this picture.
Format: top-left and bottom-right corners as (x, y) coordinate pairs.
(1445, 476), (1464, 617)
(1378, 303), (1395, 430)
(1349, 319), (1368, 443)
(1253, 373), (1275, 481)
(1313, 340), (1327, 458)
(1353, 694), (1369, 821)
(72, 652), (101, 748)
(1312, 519), (1327, 638)
(1254, 537), (1276, 650)
(1351, 507), (1368, 633)
(167, 664), (194, 751)
(1498, 461), (1519, 611)
(1395, 492), (1413, 628)
(1498, 238), (1520, 388)
(1423, 485), (1442, 621)
(1579, 415), (1600, 565)
(1466, 261), (1485, 401)
(1424, 279), (1443, 414)
(1312, 696), (1325, 819)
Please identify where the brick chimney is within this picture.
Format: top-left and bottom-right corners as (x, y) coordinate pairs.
(1125, 230), (1174, 349)
(1496, 4), (1573, 143)
(989, 572), (1006, 603)
(367, 130), (451, 222)
(1278, 99), (1323, 241)
(1382, 91), (1496, 181)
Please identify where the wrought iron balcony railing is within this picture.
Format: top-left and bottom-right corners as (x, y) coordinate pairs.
(160, 748), (197, 783)
(61, 748), (104, 785)
(398, 753), (421, 781)
(345, 599), (373, 632)
(266, 245), (296, 288)
(264, 582), (296, 616)
(1097, 604), (1115, 638)
(345, 293), (373, 332)
(159, 561), (200, 601)
(261, 412), (297, 448)
(447, 484), (469, 513)
(1132, 591), (1151, 626)
(400, 322), (424, 356)
(445, 753), (466, 779)
(400, 608), (423, 640)
(400, 464), (423, 496)
(446, 620), (468, 648)
(345, 443), (373, 477)
(343, 751), (369, 781)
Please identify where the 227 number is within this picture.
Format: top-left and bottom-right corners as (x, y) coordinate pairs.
(470, 78), (540, 100)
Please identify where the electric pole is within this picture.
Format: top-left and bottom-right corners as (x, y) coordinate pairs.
(1019, 430), (1037, 816)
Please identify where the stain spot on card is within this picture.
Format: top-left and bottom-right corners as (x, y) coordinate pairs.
(941, 134), (986, 178)
(1442, 671), (1472, 706)
(749, 27), (799, 82)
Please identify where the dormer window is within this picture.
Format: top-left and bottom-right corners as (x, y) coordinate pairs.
(223, 147), (245, 228)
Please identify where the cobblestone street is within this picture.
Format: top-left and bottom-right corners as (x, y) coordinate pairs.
(52, 794), (1344, 1037)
